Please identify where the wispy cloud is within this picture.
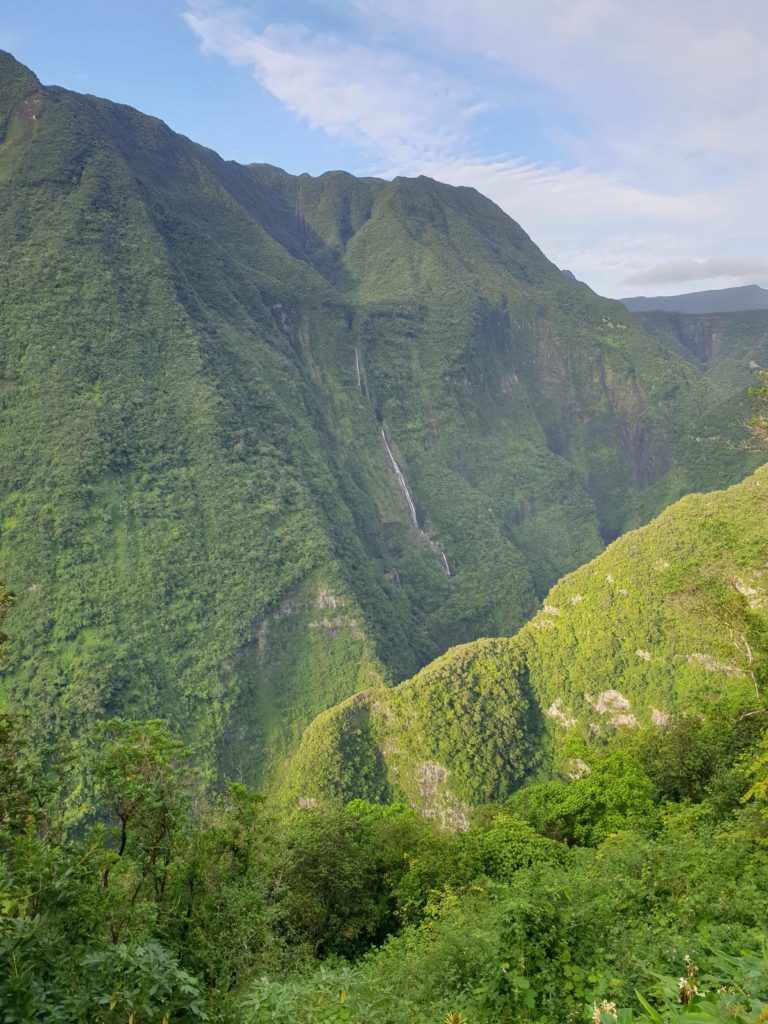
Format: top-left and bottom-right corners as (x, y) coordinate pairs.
(183, 4), (479, 165)
(623, 258), (768, 288)
(184, 1), (768, 297)
(356, 0), (768, 174)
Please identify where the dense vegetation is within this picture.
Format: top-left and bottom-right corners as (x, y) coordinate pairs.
(0, 50), (765, 784)
(634, 308), (768, 392)
(4, 460), (768, 1023)
(285, 463), (768, 811)
(3, 48), (768, 1021)
(1, 44), (768, 1024)
(3, 700), (768, 1021)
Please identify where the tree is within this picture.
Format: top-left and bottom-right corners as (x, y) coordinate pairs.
(166, 784), (279, 1005)
(87, 719), (196, 943)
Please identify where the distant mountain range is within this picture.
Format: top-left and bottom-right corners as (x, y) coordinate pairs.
(622, 283), (768, 314)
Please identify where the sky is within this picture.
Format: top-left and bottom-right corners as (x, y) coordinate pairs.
(2, 0), (767, 298)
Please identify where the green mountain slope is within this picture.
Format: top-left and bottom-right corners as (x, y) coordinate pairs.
(634, 308), (768, 392)
(0, 50), (762, 780)
(284, 464), (768, 816)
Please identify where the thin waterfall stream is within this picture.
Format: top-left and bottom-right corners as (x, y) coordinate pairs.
(380, 428), (418, 528)
(356, 343), (452, 576)
(380, 426), (452, 576)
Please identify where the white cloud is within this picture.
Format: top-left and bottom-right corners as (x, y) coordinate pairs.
(402, 156), (718, 290)
(183, 5), (477, 165)
(184, 1), (768, 296)
(354, 0), (768, 170)
(623, 258), (768, 288)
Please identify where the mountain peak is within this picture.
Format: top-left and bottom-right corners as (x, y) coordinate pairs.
(0, 51), (40, 131)
(0, 50), (40, 99)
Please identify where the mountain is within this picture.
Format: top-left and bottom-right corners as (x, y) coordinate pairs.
(632, 308), (768, 392)
(283, 463), (768, 821)
(622, 284), (768, 314)
(0, 50), (763, 781)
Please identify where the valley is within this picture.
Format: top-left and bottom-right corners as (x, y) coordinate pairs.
(0, 51), (764, 785)
(2, 44), (768, 1024)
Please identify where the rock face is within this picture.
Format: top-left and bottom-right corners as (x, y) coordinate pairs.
(0, 50), (763, 782)
(634, 308), (768, 390)
(660, 316), (723, 365)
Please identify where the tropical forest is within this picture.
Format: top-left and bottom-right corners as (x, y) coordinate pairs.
(2, 27), (768, 1023)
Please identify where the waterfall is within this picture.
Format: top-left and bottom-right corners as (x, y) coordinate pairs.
(354, 346), (363, 394)
(381, 428), (418, 528)
(380, 427), (452, 576)
(295, 185), (307, 248)
(426, 537), (451, 576)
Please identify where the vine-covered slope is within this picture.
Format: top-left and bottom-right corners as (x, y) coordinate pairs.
(284, 464), (768, 814)
(0, 50), (763, 780)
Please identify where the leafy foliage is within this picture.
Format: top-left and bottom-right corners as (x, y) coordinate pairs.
(281, 638), (539, 815)
(2, 707), (768, 1021)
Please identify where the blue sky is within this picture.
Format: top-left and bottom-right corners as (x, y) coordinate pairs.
(3, 0), (767, 297)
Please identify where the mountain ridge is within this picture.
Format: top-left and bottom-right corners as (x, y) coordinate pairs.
(622, 283), (768, 315)
(0, 50), (764, 783)
(283, 461), (768, 818)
